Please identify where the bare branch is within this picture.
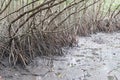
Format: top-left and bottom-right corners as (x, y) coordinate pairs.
(0, 0), (12, 15)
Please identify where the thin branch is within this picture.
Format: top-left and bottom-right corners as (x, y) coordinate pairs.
(0, 0), (40, 21)
(58, 0), (100, 26)
(112, 4), (120, 18)
(114, 10), (120, 18)
(48, 0), (85, 25)
(0, 0), (12, 15)
(0, 0), (6, 11)
(9, 0), (66, 38)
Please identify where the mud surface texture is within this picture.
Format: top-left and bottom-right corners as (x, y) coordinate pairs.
(1, 32), (120, 80)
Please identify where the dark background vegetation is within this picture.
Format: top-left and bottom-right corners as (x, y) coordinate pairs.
(0, 0), (120, 66)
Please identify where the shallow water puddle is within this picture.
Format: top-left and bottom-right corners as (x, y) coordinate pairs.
(1, 32), (120, 80)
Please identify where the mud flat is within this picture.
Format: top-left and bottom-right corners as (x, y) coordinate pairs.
(1, 32), (120, 80)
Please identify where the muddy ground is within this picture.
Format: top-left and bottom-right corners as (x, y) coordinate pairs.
(1, 32), (120, 80)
